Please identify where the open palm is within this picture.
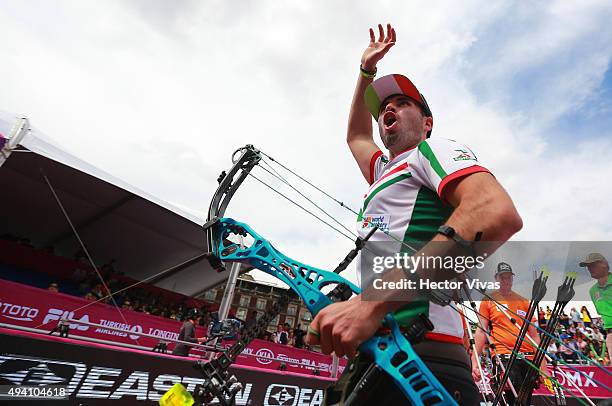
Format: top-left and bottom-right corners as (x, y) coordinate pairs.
(361, 23), (396, 71)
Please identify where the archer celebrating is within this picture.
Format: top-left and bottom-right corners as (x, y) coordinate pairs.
(306, 24), (523, 403)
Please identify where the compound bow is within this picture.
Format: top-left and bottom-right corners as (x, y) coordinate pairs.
(198, 145), (458, 406)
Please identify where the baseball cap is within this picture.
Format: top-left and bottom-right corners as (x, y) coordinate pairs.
(364, 74), (433, 136)
(579, 253), (607, 267)
(495, 262), (514, 276)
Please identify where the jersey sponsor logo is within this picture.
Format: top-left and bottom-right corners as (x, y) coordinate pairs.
(452, 149), (477, 162)
(361, 214), (390, 232)
(517, 310), (527, 317)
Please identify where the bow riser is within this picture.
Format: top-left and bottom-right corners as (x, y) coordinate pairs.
(215, 218), (360, 315)
(213, 217), (458, 406)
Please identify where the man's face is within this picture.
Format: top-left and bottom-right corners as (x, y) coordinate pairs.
(377, 95), (431, 153)
(586, 261), (609, 279)
(496, 272), (513, 291)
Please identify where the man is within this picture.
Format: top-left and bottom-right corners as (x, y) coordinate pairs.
(580, 252), (612, 362)
(293, 324), (306, 349)
(275, 324), (289, 345)
(172, 308), (206, 357)
(570, 307), (581, 326)
(472, 262), (546, 405)
(306, 24), (522, 404)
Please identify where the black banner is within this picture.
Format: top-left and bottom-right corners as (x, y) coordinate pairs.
(0, 331), (330, 405)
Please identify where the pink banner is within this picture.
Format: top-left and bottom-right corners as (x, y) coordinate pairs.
(533, 365), (612, 399)
(226, 338), (347, 376)
(0, 279), (344, 377)
(475, 362), (612, 399)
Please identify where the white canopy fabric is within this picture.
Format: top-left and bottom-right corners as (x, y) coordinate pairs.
(0, 111), (232, 297)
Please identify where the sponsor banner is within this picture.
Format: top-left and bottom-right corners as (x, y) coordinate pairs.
(475, 365), (612, 400)
(0, 328), (330, 405)
(0, 279), (204, 350)
(226, 339), (346, 376)
(533, 365), (612, 400)
(0, 279), (344, 376)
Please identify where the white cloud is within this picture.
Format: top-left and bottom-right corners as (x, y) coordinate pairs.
(1, 0), (612, 291)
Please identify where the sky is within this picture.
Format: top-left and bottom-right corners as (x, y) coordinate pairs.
(1, 0), (612, 313)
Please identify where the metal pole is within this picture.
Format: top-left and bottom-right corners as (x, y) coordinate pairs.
(331, 353), (340, 378)
(218, 236), (244, 322)
(218, 262), (241, 321)
(0, 117), (29, 168)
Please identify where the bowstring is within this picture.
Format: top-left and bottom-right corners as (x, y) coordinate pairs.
(477, 289), (610, 375)
(436, 288), (609, 394)
(258, 153), (420, 254)
(452, 300), (593, 406)
(257, 159), (358, 240)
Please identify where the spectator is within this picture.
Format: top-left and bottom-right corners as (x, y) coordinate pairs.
(293, 324), (306, 349)
(559, 338), (578, 363)
(245, 311), (258, 330)
(575, 335), (588, 359)
(559, 312), (570, 329)
(172, 308), (206, 357)
(83, 292), (96, 301)
(547, 341), (558, 358)
(570, 307), (581, 326)
(538, 307), (546, 328)
(122, 300), (133, 310)
(581, 306), (593, 328)
(47, 282), (59, 293)
(545, 306), (552, 321)
(275, 324), (289, 345)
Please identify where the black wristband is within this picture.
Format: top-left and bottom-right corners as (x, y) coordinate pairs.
(359, 65), (377, 79)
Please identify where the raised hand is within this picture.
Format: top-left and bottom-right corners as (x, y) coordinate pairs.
(361, 23), (396, 72)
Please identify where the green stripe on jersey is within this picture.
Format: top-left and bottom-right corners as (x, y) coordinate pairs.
(402, 186), (453, 246)
(362, 173), (412, 212)
(418, 141), (447, 179)
(393, 299), (429, 326)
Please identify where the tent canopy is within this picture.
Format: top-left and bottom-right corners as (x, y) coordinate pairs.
(0, 112), (233, 297)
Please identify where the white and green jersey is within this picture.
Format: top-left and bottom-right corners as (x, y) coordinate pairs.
(357, 137), (490, 342)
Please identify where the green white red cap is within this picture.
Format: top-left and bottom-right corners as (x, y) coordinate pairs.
(365, 74), (432, 120)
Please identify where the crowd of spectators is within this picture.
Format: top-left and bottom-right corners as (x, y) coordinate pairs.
(258, 322), (309, 349)
(538, 306), (609, 365)
(3, 233), (214, 326)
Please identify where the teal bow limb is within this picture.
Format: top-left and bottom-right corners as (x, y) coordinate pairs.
(213, 217), (457, 406)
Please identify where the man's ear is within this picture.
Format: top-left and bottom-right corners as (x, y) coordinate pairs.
(424, 116), (433, 133)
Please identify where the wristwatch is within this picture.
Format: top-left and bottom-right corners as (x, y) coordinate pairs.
(437, 225), (477, 252)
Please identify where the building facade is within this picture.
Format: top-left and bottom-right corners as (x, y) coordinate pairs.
(198, 274), (313, 333)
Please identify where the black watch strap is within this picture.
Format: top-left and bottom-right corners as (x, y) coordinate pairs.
(437, 225), (475, 251)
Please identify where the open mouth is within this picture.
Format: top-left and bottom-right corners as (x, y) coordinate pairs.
(382, 112), (397, 130)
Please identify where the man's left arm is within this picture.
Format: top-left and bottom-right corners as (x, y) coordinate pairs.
(307, 171), (523, 357)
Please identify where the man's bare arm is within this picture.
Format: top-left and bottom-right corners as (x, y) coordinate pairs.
(347, 24), (396, 183)
(307, 172), (522, 356)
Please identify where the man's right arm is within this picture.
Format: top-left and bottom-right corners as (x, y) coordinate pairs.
(347, 24), (396, 183)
